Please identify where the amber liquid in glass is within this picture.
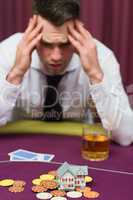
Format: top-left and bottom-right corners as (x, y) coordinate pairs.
(81, 134), (109, 161)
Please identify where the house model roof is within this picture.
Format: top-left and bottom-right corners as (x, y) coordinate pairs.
(57, 162), (88, 177)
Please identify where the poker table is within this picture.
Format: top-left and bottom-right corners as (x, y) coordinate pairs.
(0, 120), (133, 200)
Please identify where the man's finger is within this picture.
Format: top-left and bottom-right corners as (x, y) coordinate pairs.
(75, 20), (96, 50)
(68, 34), (81, 52)
(75, 20), (94, 42)
(68, 25), (84, 45)
(27, 23), (43, 42)
(25, 15), (37, 35)
(28, 33), (42, 52)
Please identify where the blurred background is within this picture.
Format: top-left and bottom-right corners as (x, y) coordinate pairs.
(0, 0), (133, 106)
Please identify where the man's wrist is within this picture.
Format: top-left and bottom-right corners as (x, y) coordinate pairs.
(87, 70), (104, 84)
(6, 67), (25, 85)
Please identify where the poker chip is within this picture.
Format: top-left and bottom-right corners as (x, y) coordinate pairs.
(32, 178), (42, 186)
(76, 186), (92, 194)
(48, 170), (57, 177)
(40, 174), (55, 181)
(83, 190), (100, 198)
(83, 186), (92, 192)
(85, 176), (93, 183)
(76, 187), (85, 193)
(67, 191), (82, 198)
(32, 185), (47, 193)
(51, 197), (67, 200)
(0, 179), (14, 187)
(36, 192), (52, 199)
(40, 180), (58, 189)
(13, 180), (26, 187)
(50, 189), (66, 197)
(8, 186), (24, 193)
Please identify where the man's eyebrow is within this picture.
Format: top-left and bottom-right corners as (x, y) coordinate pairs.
(41, 40), (53, 45)
(41, 40), (70, 45)
(59, 41), (70, 45)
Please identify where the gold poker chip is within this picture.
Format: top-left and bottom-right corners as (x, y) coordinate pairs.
(85, 176), (93, 183)
(0, 179), (14, 187)
(48, 170), (57, 177)
(83, 186), (92, 192)
(32, 178), (42, 186)
(76, 186), (91, 193)
(40, 174), (55, 181)
(83, 190), (100, 198)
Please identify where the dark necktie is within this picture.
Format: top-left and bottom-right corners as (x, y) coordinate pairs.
(42, 75), (63, 121)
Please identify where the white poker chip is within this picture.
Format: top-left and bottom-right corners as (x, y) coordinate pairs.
(51, 197), (67, 200)
(36, 192), (52, 199)
(67, 191), (82, 198)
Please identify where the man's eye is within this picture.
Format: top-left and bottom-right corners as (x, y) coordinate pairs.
(59, 43), (70, 48)
(40, 41), (52, 48)
(44, 43), (52, 48)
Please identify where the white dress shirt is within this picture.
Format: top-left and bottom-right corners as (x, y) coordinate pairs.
(0, 33), (133, 145)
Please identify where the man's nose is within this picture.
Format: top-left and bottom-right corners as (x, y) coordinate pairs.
(51, 47), (62, 62)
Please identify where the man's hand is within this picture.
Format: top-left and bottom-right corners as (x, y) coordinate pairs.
(7, 15), (43, 85)
(68, 20), (103, 84)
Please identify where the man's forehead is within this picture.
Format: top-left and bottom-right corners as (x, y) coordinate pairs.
(37, 16), (74, 43)
(43, 33), (68, 43)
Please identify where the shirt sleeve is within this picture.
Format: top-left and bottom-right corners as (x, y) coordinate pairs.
(89, 52), (133, 146)
(0, 71), (21, 126)
(0, 34), (21, 126)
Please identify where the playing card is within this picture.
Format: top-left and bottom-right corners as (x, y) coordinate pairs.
(37, 153), (55, 162)
(8, 149), (55, 162)
(10, 155), (26, 161)
(8, 149), (38, 160)
(9, 155), (39, 161)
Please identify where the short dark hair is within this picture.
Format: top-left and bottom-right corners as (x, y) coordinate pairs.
(33, 0), (80, 26)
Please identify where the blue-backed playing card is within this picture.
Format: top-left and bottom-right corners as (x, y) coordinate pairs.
(8, 149), (55, 162)
(8, 149), (38, 160)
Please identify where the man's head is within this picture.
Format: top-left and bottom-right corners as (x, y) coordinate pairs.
(33, 0), (80, 26)
(33, 0), (80, 75)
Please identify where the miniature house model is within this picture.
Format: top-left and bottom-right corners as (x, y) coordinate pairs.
(57, 162), (88, 191)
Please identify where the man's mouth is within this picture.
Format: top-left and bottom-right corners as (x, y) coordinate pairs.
(50, 64), (62, 68)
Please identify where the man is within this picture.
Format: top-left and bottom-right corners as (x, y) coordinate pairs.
(0, 0), (133, 145)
